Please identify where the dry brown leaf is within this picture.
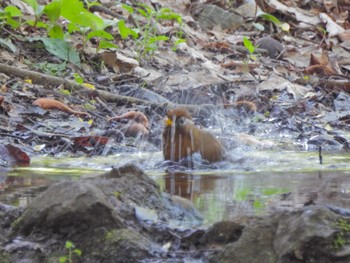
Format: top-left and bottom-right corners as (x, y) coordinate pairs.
(122, 122), (149, 137)
(108, 111), (149, 129)
(33, 98), (91, 117)
(305, 51), (337, 76)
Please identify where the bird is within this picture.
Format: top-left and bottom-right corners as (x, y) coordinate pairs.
(162, 108), (224, 163)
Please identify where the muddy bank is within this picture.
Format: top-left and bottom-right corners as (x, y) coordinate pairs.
(0, 164), (349, 263)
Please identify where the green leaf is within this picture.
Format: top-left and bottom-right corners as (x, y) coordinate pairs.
(174, 38), (185, 45)
(48, 25), (64, 39)
(4, 6), (22, 17)
(61, 0), (104, 30)
(243, 37), (254, 54)
(117, 20), (138, 39)
(59, 256), (67, 263)
(157, 8), (182, 23)
(67, 23), (80, 33)
(148, 35), (169, 44)
(0, 38), (17, 53)
(73, 249), (82, 256)
(44, 1), (61, 23)
(65, 241), (74, 249)
(172, 38), (185, 51)
(136, 8), (149, 18)
(83, 0), (100, 9)
(5, 17), (20, 29)
(122, 4), (134, 14)
(25, 20), (48, 28)
(74, 73), (84, 84)
(98, 40), (118, 50)
(259, 13), (281, 25)
(28, 37), (81, 67)
(87, 30), (114, 40)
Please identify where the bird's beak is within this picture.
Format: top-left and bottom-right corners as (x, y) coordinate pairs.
(164, 117), (173, 127)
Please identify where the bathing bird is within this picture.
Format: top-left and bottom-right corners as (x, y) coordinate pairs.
(162, 108), (223, 163)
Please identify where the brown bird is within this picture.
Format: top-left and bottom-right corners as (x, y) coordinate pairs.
(162, 108), (224, 163)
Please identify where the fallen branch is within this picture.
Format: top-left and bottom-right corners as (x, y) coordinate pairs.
(0, 64), (82, 90)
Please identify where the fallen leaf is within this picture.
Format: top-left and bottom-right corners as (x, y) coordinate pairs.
(304, 51), (338, 76)
(122, 122), (149, 137)
(108, 111), (149, 129)
(0, 144), (30, 166)
(33, 98), (91, 118)
(73, 136), (110, 147)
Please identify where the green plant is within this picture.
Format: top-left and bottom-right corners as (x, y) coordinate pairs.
(59, 241), (82, 263)
(243, 36), (257, 62)
(0, 5), (23, 29)
(0, 0), (118, 61)
(0, 0), (184, 68)
(122, 3), (184, 60)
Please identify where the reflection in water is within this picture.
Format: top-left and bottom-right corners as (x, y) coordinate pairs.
(0, 174), (52, 206)
(160, 170), (350, 225)
(164, 172), (218, 201)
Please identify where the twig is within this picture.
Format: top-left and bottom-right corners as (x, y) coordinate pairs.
(95, 96), (116, 117)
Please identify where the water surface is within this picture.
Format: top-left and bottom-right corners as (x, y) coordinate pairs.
(1, 150), (350, 225)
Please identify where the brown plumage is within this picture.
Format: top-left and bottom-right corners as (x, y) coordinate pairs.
(162, 108), (223, 163)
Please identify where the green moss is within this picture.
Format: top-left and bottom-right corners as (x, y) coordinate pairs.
(333, 219), (350, 249)
(336, 219), (350, 232)
(0, 251), (10, 263)
(103, 228), (149, 247)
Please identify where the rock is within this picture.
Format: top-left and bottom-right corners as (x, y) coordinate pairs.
(203, 221), (244, 245)
(275, 206), (338, 262)
(16, 180), (122, 236)
(209, 206), (349, 263)
(256, 37), (284, 58)
(195, 4), (243, 31)
(307, 134), (343, 150)
(209, 216), (278, 263)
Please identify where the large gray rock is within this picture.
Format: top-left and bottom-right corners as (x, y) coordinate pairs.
(209, 206), (350, 263)
(16, 180), (122, 236)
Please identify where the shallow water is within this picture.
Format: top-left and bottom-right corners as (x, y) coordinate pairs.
(1, 149), (350, 225)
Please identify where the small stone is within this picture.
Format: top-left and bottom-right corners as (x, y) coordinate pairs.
(256, 37), (284, 58)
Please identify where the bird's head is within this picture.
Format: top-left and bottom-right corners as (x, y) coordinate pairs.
(164, 108), (193, 128)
